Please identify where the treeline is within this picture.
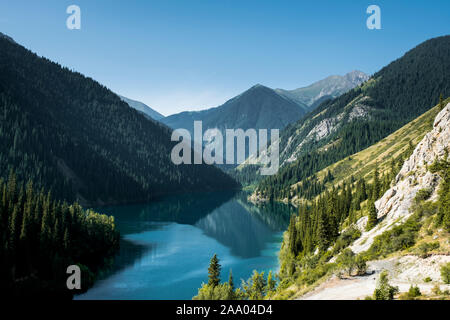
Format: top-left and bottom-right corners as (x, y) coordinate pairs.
(228, 165), (264, 187)
(257, 121), (412, 200)
(259, 141), (412, 202)
(193, 254), (277, 300)
(0, 171), (119, 297)
(281, 147), (412, 277)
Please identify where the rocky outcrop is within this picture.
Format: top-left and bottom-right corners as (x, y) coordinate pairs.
(351, 103), (450, 253)
(307, 114), (343, 141)
(283, 113), (345, 164)
(348, 105), (370, 121)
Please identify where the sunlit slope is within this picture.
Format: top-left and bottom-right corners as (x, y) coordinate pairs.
(292, 100), (448, 200)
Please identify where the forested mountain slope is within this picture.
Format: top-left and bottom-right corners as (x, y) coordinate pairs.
(254, 100), (447, 202)
(252, 36), (450, 196)
(274, 101), (450, 300)
(0, 33), (238, 206)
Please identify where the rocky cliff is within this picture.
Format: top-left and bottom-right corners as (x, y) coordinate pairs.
(351, 103), (450, 253)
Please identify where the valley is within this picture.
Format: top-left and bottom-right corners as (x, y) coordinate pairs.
(1, 28), (449, 301)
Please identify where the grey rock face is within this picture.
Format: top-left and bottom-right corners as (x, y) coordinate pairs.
(351, 103), (450, 254)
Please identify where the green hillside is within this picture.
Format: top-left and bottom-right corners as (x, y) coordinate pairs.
(290, 101), (447, 202)
(273, 98), (450, 299)
(0, 33), (238, 206)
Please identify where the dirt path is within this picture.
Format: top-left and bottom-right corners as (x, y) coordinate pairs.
(299, 256), (450, 300)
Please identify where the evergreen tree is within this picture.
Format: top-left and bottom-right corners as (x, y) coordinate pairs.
(228, 269), (234, 291)
(407, 140), (415, 156)
(266, 271), (276, 293)
(208, 254), (221, 288)
(360, 178), (367, 201)
(366, 201), (378, 231)
(243, 271), (267, 300)
(317, 209), (330, 252)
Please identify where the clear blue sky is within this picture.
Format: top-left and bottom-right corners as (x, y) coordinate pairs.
(1, 0), (449, 116)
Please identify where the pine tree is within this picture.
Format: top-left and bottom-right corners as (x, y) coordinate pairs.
(407, 140), (415, 156)
(7, 170), (16, 202)
(294, 226), (303, 255)
(245, 271), (267, 300)
(228, 269), (234, 291)
(63, 228), (70, 251)
(266, 270), (276, 293)
(317, 209), (330, 252)
(349, 207), (356, 224)
(359, 178), (367, 201)
(227, 269), (235, 300)
(326, 191), (339, 240)
(20, 181), (33, 242)
(287, 215), (298, 255)
(208, 254), (221, 287)
(1, 184), (7, 212)
(8, 206), (19, 253)
(366, 201), (378, 231)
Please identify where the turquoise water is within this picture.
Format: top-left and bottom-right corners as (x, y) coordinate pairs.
(76, 192), (293, 300)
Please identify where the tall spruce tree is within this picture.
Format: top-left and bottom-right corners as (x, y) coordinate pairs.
(228, 269), (234, 291)
(317, 209), (330, 252)
(208, 254), (221, 288)
(366, 201), (378, 231)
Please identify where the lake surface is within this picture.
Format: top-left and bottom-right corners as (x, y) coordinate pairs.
(76, 192), (293, 300)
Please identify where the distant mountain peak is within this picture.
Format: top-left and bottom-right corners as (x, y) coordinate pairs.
(275, 71), (369, 109)
(247, 83), (272, 92)
(161, 82), (307, 145)
(344, 70), (370, 84)
(346, 70), (366, 76)
(250, 83), (265, 88)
